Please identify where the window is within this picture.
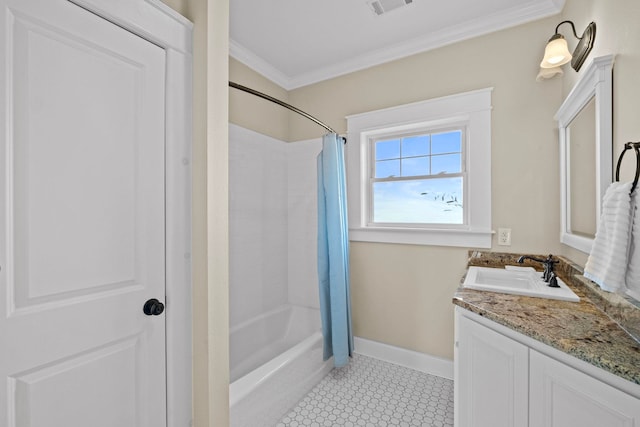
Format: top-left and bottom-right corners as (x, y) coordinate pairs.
(370, 128), (464, 225)
(346, 88), (492, 247)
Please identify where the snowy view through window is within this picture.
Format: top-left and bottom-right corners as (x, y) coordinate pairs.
(372, 131), (463, 224)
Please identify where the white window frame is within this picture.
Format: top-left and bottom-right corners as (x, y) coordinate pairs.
(346, 88), (493, 248)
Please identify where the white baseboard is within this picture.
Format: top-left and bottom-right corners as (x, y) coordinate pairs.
(354, 336), (454, 380)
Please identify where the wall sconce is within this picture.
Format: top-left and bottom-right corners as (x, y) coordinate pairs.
(538, 20), (596, 80)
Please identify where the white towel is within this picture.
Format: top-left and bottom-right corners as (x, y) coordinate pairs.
(625, 191), (640, 300)
(584, 181), (633, 293)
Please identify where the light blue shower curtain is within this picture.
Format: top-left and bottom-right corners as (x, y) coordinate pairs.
(317, 133), (353, 368)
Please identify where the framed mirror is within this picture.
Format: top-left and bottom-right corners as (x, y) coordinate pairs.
(556, 55), (614, 253)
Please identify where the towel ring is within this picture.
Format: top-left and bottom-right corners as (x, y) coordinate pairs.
(615, 141), (640, 195)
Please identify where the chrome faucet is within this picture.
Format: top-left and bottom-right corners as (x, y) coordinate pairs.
(517, 254), (560, 288)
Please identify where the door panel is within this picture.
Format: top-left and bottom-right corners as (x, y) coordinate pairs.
(10, 338), (140, 427)
(13, 12), (140, 306)
(456, 314), (529, 427)
(0, 0), (167, 425)
(530, 350), (639, 427)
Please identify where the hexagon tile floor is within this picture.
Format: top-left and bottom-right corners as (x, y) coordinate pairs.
(275, 353), (454, 427)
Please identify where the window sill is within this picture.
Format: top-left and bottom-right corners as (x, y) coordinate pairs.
(349, 227), (493, 248)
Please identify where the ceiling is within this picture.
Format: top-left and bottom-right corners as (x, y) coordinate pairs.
(230, 0), (565, 90)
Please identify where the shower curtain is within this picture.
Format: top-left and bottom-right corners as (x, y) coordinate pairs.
(317, 133), (353, 368)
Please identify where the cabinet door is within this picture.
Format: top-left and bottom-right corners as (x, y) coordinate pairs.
(530, 350), (640, 427)
(456, 313), (529, 427)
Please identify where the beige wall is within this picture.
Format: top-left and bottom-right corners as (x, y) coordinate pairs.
(350, 243), (469, 356)
(288, 18), (565, 358)
(229, 58), (290, 141)
(161, 0), (229, 425)
(558, 0), (640, 266)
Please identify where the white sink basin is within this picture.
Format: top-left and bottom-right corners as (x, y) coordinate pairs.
(463, 266), (580, 302)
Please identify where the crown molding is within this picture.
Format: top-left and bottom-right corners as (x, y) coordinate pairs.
(229, 40), (292, 89)
(230, 0), (564, 90)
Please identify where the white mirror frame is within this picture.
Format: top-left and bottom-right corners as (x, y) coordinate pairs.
(556, 55), (614, 253)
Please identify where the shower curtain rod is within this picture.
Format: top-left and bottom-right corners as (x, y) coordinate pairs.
(229, 81), (345, 143)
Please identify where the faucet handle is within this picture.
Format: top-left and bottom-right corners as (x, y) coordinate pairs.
(547, 272), (560, 288)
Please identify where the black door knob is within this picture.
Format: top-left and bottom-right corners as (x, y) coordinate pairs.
(143, 298), (165, 316)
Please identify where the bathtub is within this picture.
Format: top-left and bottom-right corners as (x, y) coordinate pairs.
(229, 305), (333, 427)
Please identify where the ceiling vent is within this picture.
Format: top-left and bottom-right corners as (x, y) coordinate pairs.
(368, 0), (413, 16)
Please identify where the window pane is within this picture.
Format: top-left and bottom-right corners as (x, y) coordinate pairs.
(375, 159), (400, 178)
(402, 135), (429, 157)
(372, 177), (463, 224)
(431, 131), (461, 154)
(401, 156), (429, 176)
(375, 139), (400, 160)
(431, 153), (461, 174)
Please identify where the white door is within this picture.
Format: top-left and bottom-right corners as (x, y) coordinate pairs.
(0, 0), (167, 426)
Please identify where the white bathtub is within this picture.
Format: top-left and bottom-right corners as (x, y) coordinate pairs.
(229, 305), (333, 427)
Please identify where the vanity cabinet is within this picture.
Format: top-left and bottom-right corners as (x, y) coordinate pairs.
(455, 312), (528, 427)
(455, 308), (640, 427)
(529, 350), (640, 427)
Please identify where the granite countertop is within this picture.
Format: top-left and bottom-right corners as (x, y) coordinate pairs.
(453, 251), (640, 386)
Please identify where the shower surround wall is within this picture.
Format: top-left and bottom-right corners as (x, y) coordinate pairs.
(229, 124), (329, 426)
(229, 124), (288, 327)
(229, 124), (321, 328)
(287, 139), (325, 307)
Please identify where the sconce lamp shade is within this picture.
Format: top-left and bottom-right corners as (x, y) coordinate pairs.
(536, 66), (564, 82)
(540, 34), (572, 68)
